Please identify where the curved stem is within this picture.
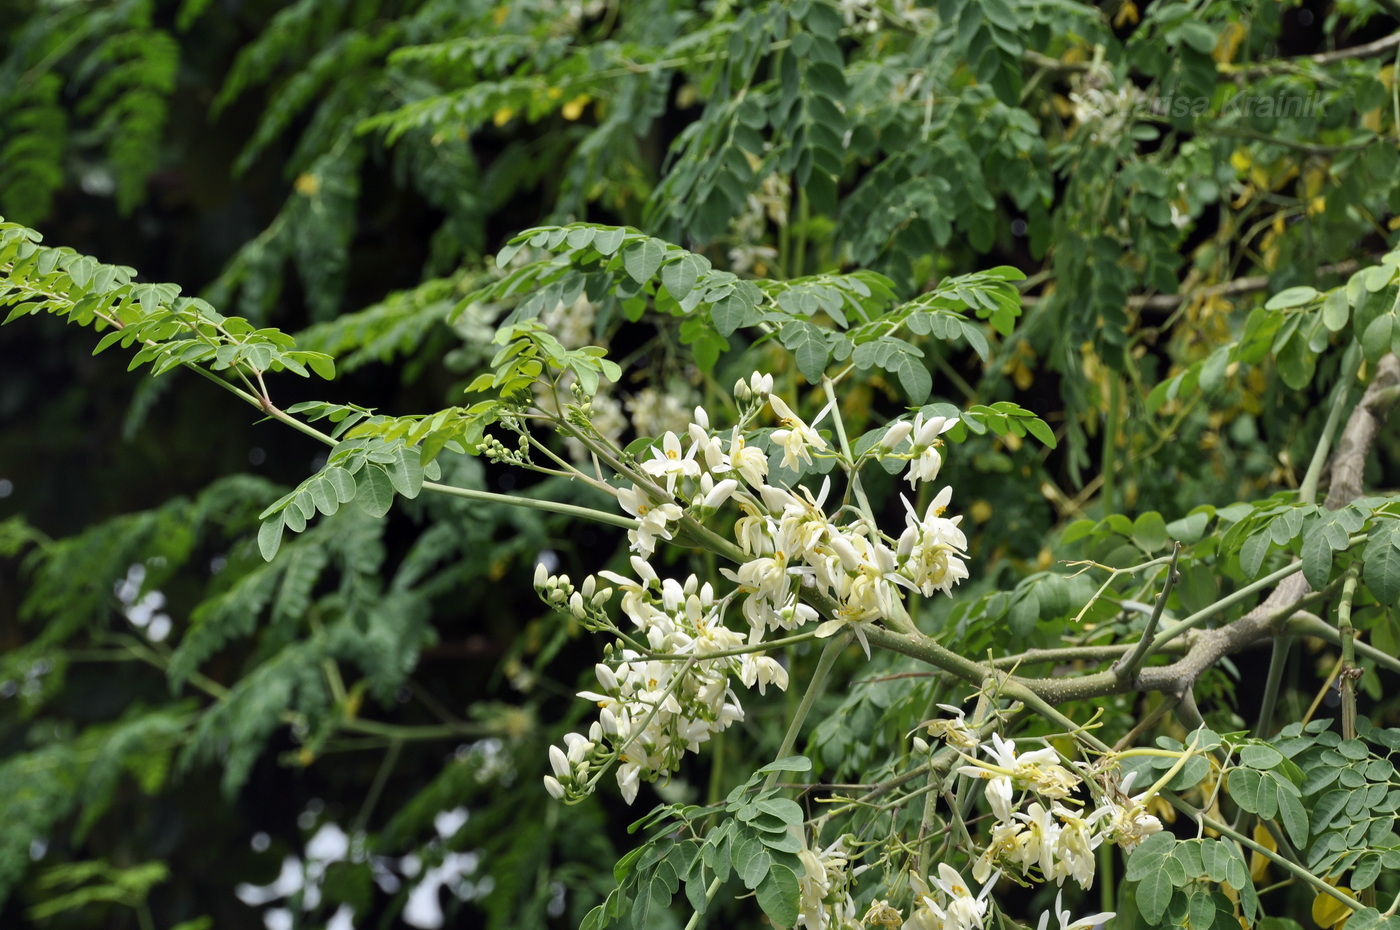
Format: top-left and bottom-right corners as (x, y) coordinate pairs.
(1146, 562), (1302, 656)
(1300, 350), (1358, 505)
(1113, 542), (1181, 681)
(1252, 636), (1290, 739)
(1177, 800), (1362, 913)
(764, 631), (852, 790)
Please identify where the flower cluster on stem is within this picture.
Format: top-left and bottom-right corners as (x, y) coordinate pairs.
(535, 373), (972, 804)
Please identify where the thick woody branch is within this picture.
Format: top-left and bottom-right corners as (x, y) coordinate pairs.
(867, 354), (1400, 705)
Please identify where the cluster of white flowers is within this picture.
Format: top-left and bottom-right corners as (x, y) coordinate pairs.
(902, 864), (994, 930)
(536, 562), (750, 804)
(796, 835), (863, 930)
(923, 708), (1162, 894)
(539, 373), (973, 805)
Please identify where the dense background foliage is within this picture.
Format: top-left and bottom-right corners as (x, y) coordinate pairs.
(6, 1), (1400, 928)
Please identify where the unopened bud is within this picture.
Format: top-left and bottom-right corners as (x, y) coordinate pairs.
(543, 775), (565, 799)
(914, 415), (950, 448)
(702, 477), (738, 510)
(881, 421), (913, 449)
(829, 534), (863, 572)
(533, 562), (548, 589)
(549, 745), (570, 779)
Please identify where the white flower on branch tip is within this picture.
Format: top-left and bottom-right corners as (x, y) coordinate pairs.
(904, 864), (994, 930)
(1096, 777), (1163, 850)
(897, 489), (970, 598)
(904, 413), (956, 487)
(863, 899), (903, 928)
(880, 419), (913, 450)
(923, 704), (981, 752)
(961, 733), (1082, 799)
(1035, 892), (1115, 930)
(616, 485), (681, 558)
(1050, 805), (1100, 888)
(639, 430), (700, 491)
(739, 652), (788, 694)
(796, 836), (858, 930)
(769, 395), (829, 471)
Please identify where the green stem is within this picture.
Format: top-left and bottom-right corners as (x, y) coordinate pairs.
(1338, 564), (1360, 741)
(1299, 350), (1358, 505)
(354, 738), (402, 834)
(1177, 801), (1362, 913)
(1113, 542), (1182, 681)
(640, 629), (821, 661)
(1146, 561), (1303, 656)
(421, 480), (635, 529)
(340, 718), (494, 740)
(1252, 636), (1290, 739)
(764, 632), (851, 790)
(1288, 612), (1400, 674)
(1102, 375), (1121, 514)
(822, 375), (877, 525)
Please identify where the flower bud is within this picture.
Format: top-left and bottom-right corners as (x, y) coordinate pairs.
(533, 561), (548, 590)
(829, 534), (864, 572)
(702, 478), (738, 510)
(881, 420), (913, 449)
(543, 775), (566, 799)
(549, 745), (570, 778)
(733, 378), (752, 401)
(913, 736), (930, 755)
(595, 663), (619, 692)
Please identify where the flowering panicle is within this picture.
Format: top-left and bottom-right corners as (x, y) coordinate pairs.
(541, 374), (975, 805)
(921, 710), (1165, 892)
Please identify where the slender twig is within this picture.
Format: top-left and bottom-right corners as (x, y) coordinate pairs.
(1338, 564), (1361, 742)
(1113, 542), (1182, 681)
(1252, 637), (1290, 740)
(1146, 562), (1303, 657)
(1300, 353), (1359, 505)
(764, 631), (853, 790)
(1171, 798), (1362, 913)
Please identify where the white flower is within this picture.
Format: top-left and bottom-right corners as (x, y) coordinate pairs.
(931, 863), (990, 930)
(923, 704), (980, 752)
(1098, 789), (1163, 850)
(904, 413), (957, 487)
(897, 489), (970, 597)
(739, 653), (789, 694)
(1035, 891), (1115, 930)
(616, 485), (682, 558)
(639, 430), (701, 491)
(795, 837), (856, 930)
(769, 395), (829, 471)
(985, 775), (1014, 823)
(616, 761), (642, 805)
(881, 420), (913, 450)
(726, 430), (769, 487)
(1050, 804), (1101, 888)
(1016, 802), (1060, 880)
